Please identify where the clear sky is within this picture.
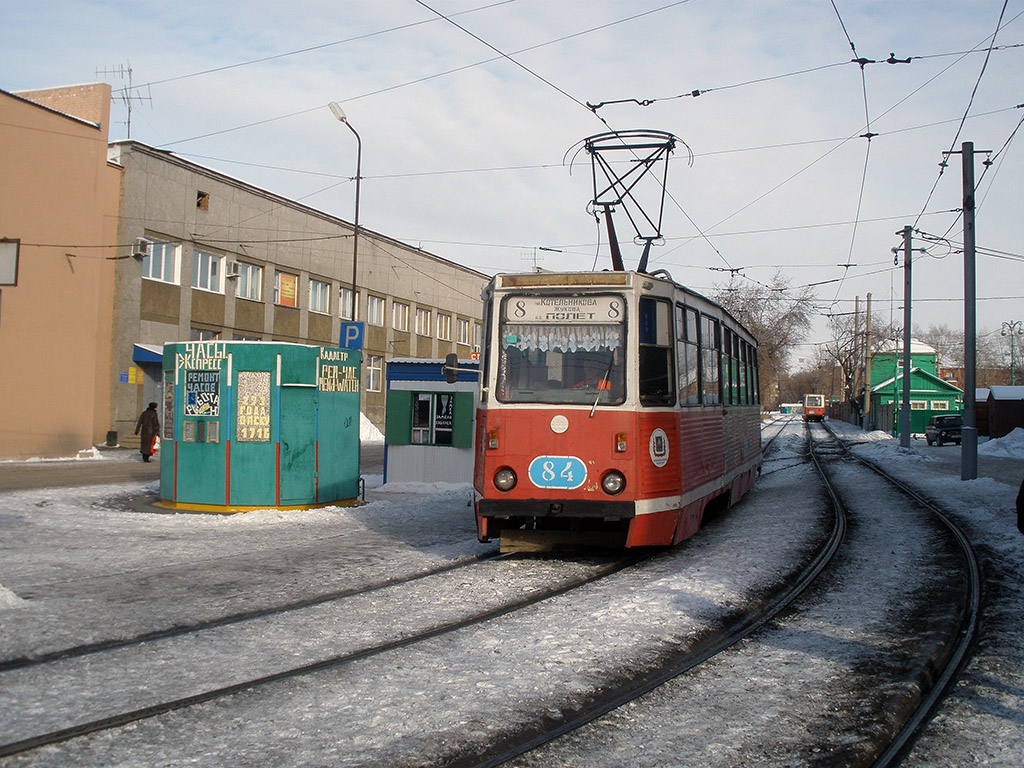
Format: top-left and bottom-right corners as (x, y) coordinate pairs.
(4, 1), (1022, 351)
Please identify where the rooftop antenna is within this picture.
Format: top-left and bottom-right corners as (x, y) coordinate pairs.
(96, 62), (152, 139)
(582, 130), (676, 273)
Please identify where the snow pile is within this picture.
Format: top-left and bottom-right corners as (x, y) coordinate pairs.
(979, 427), (1024, 459)
(360, 412), (384, 443)
(0, 583), (24, 609)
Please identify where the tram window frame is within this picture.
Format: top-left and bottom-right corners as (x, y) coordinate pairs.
(700, 315), (721, 406)
(739, 340), (749, 404)
(639, 297), (675, 407)
(676, 304), (700, 406)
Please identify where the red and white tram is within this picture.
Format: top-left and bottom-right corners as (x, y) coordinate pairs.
(802, 394), (826, 422)
(472, 270), (762, 551)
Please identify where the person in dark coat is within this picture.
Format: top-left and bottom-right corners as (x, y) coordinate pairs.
(135, 402), (160, 463)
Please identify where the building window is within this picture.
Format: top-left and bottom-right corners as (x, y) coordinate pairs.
(393, 301), (409, 331)
(910, 400), (928, 410)
(367, 295), (385, 326)
(141, 239), (179, 284)
(339, 287), (355, 320)
(472, 322), (481, 352)
(309, 279), (330, 314)
(437, 313), (451, 341)
(191, 328), (221, 341)
(457, 317), (470, 345)
(931, 400), (949, 410)
(411, 392), (454, 445)
(235, 262), (262, 301)
(367, 354), (383, 392)
(275, 271), (298, 307)
(415, 307), (432, 336)
(192, 249), (223, 293)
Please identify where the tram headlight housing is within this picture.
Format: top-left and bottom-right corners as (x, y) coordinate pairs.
(601, 470), (626, 495)
(493, 467), (517, 492)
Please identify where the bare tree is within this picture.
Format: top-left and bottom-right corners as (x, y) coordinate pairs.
(712, 271), (817, 409)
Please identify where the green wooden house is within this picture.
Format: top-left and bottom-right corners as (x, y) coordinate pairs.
(868, 339), (963, 437)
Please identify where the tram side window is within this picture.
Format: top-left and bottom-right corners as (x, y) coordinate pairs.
(701, 315), (720, 405)
(738, 340), (749, 404)
(727, 330), (740, 405)
(722, 329), (734, 404)
(639, 297), (675, 406)
(676, 305), (700, 405)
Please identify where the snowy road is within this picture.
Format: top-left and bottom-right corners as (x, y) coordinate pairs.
(1, 421), (1022, 766)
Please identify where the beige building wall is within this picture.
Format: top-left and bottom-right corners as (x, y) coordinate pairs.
(0, 84), (120, 459)
(108, 142), (487, 439)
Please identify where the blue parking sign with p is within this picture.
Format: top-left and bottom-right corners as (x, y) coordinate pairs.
(340, 322), (364, 350)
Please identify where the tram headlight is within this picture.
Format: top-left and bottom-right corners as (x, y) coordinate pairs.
(601, 470), (626, 495)
(493, 467), (517, 492)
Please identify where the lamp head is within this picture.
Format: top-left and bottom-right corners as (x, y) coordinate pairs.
(329, 102), (348, 123)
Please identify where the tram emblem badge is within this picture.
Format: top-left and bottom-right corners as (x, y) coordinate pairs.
(649, 428), (669, 468)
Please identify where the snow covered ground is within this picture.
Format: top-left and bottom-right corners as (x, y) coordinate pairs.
(0, 419), (1021, 765)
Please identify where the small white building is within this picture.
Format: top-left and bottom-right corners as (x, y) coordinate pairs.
(384, 359), (479, 484)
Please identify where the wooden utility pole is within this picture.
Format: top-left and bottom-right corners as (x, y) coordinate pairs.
(863, 293), (872, 424)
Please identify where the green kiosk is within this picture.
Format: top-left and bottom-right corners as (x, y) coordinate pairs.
(160, 341), (361, 511)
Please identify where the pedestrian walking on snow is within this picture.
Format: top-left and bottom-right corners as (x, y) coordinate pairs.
(135, 402), (160, 463)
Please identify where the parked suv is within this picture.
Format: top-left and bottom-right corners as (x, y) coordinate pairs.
(925, 414), (962, 446)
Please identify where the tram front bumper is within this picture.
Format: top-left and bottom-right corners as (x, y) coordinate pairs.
(476, 498), (636, 520)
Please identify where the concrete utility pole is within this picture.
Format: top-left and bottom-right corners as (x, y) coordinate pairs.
(900, 226), (912, 448)
(960, 141), (979, 481)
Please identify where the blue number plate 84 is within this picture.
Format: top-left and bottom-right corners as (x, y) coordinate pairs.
(528, 456), (587, 490)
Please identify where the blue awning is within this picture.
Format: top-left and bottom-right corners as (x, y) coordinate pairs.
(132, 343), (163, 364)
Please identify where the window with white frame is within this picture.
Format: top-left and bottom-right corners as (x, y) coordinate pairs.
(931, 400), (950, 410)
(191, 328), (221, 341)
(309, 279), (330, 314)
(472, 321), (481, 352)
(141, 239), (179, 284)
(457, 317), (469, 345)
(235, 262), (263, 301)
(339, 287), (355, 320)
(437, 313), (451, 341)
(192, 249), (223, 293)
(415, 307), (431, 336)
(274, 271), (299, 307)
(393, 301), (409, 331)
(910, 400), (928, 410)
(367, 354), (383, 392)
(367, 295), (385, 326)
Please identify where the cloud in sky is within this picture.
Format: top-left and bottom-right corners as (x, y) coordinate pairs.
(4, 0), (1023, 348)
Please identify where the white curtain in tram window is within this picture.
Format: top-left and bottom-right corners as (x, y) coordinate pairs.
(502, 324), (622, 353)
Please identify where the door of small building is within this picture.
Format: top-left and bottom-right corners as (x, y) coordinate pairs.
(279, 385), (316, 504)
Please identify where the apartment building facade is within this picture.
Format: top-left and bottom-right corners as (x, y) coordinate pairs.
(108, 141), (487, 445)
(0, 84), (121, 459)
(1, 82), (487, 458)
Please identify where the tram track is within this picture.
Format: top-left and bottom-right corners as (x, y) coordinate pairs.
(0, 550), (504, 673)
(0, 552), (647, 759)
(444, 421), (845, 768)
(821, 421), (982, 768)
(472, 421), (977, 768)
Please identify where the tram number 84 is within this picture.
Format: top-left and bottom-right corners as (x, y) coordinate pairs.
(528, 456), (587, 490)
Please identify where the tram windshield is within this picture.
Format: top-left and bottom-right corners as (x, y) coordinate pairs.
(496, 294), (626, 405)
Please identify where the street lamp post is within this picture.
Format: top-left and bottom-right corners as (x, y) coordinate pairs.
(1002, 320), (1023, 385)
(328, 102), (361, 317)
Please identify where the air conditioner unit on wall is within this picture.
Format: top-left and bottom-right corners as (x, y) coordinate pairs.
(226, 260), (240, 279)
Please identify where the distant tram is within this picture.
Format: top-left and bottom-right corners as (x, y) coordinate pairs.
(802, 393), (826, 422)
(471, 270), (762, 551)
